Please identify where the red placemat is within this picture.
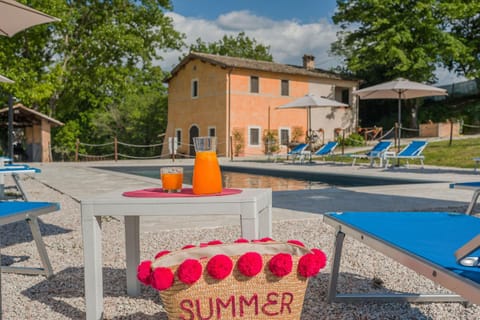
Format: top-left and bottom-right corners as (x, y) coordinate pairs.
(122, 187), (242, 198)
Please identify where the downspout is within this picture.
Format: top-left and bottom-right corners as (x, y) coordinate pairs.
(227, 67), (233, 160)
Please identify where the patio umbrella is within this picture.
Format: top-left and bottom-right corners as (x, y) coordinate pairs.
(0, 0), (60, 37)
(277, 94), (349, 160)
(353, 78), (447, 151)
(0, 75), (14, 83)
(0, 0), (60, 160)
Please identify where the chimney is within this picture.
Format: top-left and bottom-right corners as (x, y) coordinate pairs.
(303, 54), (315, 70)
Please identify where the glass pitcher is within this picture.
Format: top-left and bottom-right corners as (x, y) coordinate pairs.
(192, 137), (223, 195)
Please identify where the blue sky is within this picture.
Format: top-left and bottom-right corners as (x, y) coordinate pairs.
(169, 0), (338, 24)
(159, 0), (462, 85)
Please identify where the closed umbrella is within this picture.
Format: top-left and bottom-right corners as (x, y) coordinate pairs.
(354, 78), (447, 152)
(0, 0), (60, 160)
(277, 94), (349, 160)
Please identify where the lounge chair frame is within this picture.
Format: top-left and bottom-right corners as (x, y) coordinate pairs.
(384, 140), (428, 168)
(324, 212), (480, 305)
(299, 141), (338, 163)
(351, 140), (393, 167)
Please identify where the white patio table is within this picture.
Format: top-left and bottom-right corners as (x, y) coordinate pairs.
(81, 187), (272, 320)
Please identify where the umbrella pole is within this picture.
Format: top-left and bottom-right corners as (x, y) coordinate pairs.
(308, 106), (312, 162)
(397, 94), (402, 166)
(8, 95), (13, 161)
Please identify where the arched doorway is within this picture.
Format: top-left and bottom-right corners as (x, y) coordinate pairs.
(189, 125), (199, 156)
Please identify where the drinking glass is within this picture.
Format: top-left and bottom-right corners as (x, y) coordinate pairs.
(161, 167), (183, 193)
(192, 137), (222, 195)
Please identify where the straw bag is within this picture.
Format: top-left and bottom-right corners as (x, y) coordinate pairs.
(137, 239), (327, 320)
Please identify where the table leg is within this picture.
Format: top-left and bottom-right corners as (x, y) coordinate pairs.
(258, 191), (272, 238)
(239, 201), (259, 240)
(125, 216), (141, 296)
(81, 205), (104, 320)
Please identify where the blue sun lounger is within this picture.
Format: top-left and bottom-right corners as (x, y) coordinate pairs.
(323, 211), (480, 305)
(0, 201), (60, 317)
(350, 140), (393, 167)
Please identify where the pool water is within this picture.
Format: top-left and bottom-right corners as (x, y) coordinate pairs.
(98, 166), (327, 191)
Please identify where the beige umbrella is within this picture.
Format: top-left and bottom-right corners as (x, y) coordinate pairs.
(0, 0), (60, 37)
(354, 78), (447, 152)
(277, 94), (349, 160)
(0, 75), (14, 83)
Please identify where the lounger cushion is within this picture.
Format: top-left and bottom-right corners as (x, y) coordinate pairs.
(326, 212), (480, 284)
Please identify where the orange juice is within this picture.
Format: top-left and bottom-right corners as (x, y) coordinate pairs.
(192, 151), (222, 194)
(161, 173), (183, 192)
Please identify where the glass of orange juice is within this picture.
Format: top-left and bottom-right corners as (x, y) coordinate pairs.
(192, 137), (222, 195)
(161, 167), (183, 193)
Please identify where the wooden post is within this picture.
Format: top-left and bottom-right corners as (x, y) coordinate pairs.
(171, 137), (176, 162)
(114, 136), (118, 162)
(75, 138), (79, 161)
(342, 130), (345, 155)
(449, 119), (454, 146)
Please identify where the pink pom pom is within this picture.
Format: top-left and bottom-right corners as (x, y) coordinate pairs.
(207, 254), (233, 279)
(298, 253), (321, 277)
(234, 238), (249, 243)
(311, 248), (327, 269)
(177, 259), (203, 284)
(287, 239), (305, 247)
(238, 252), (263, 276)
(269, 253), (293, 277)
(182, 244), (196, 250)
(151, 267), (174, 291)
(137, 260), (152, 285)
(253, 237), (274, 243)
(154, 250), (171, 259)
(207, 240), (223, 245)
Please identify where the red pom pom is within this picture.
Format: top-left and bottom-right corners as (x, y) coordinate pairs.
(287, 239), (305, 247)
(311, 248), (327, 269)
(137, 260), (152, 285)
(269, 253), (293, 277)
(154, 250), (171, 259)
(253, 237), (274, 243)
(177, 259), (203, 284)
(234, 238), (249, 243)
(238, 252), (263, 276)
(151, 267), (174, 290)
(207, 240), (223, 245)
(298, 253), (321, 277)
(182, 244), (196, 250)
(207, 254), (233, 279)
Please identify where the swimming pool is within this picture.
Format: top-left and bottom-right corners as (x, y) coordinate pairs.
(97, 165), (436, 191)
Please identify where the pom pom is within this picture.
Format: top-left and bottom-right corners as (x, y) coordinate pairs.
(311, 248), (327, 269)
(182, 244), (196, 250)
(298, 253), (322, 277)
(177, 259), (203, 284)
(154, 250), (170, 259)
(151, 267), (174, 291)
(207, 240), (223, 245)
(238, 252), (263, 276)
(287, 239), (305, 247)
(269, 253), (293, 277)
(207, 254), (233, 279)
(137, 260), (152, 285)
(234, 238), (249, 243)
(253, 237), (274, 243)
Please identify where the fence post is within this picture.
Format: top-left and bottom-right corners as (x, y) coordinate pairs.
(449, 119), (454, 146)
(171, 137), (176, 162)
(114, 136), (118, 162)
(75, 139), (79, 161)
(342, 130), (345, 155)
(230, 135), (234, 161)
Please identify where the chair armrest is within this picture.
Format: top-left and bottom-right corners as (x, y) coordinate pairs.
(455, 234), (480, 266)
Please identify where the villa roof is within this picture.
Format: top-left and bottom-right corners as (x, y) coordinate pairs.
(165, 52), (359, 83)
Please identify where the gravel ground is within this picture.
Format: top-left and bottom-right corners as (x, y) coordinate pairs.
(1, 175), (479, 319)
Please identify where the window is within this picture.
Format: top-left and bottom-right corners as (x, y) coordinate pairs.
(191, 79), (198, 98)
(208, 127), (216, 137)
(341, 89), (349, 104)
(250, 76), (259, 93)
(279, 128), (290, 145)
(281, 80), (289, 96)
(248, 127), (260, 146)
(175, 129), (182, 146)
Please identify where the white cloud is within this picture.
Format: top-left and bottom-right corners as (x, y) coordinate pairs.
(159, 11), (342, 72)
(159, 11), (463, 85)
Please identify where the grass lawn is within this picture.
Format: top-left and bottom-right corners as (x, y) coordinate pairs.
(316, 137), (480, 168)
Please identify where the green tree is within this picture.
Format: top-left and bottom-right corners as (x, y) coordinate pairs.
(186, 32), (273, 61)
(0, 0), (185, 159)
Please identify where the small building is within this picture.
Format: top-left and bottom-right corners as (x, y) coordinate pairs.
(0, 103), (64, 162)
(163, 52), (361, 157)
